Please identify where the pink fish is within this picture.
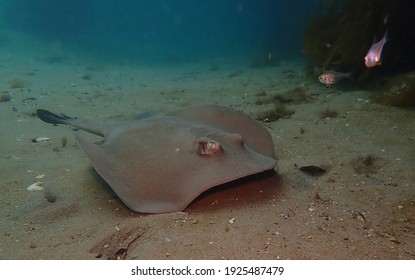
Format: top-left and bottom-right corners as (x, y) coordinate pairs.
(364, 31), (388, 68)
(318, 71), (351, 88)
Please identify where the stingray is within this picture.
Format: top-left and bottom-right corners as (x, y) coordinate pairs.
(36, 104), (277, 213)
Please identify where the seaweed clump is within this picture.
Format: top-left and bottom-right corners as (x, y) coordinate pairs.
(303, 0), (390, 71)
(274, 87), (312, 104)
(256, 87), (312, 105)
(319, 108), (339, 119)
(8, 78), (29, 89)
(256, 104), (295, 122)
(303, 0), (415, 79)
(254, 87), (313, 122)
(371, 73), (415, 107)
(351, 154), (386, 176)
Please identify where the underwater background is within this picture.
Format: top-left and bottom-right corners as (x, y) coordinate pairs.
(0, 0), (319, 63)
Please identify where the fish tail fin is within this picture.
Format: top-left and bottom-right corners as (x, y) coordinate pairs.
(346, 69), (359, 82)
(383, 28), (390, 43)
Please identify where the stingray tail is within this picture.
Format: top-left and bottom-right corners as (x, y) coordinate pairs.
(36, 109), (106, 137)
(37, 109), (74, 125)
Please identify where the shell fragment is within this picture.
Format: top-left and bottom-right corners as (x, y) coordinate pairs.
(31, 137), (51, 143)
(27, 181), (44, 191)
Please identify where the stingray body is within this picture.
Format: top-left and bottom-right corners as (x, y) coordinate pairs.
(37, 104), (277, 213)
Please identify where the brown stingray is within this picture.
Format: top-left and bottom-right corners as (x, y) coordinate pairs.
(36, 104), (277, 213)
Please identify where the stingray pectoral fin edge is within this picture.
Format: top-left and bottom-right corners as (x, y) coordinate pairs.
(73, 132), (142, 210)
(73, 132), (183, 213)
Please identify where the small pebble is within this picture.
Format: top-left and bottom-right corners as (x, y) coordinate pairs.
(0, 92), (11, 102)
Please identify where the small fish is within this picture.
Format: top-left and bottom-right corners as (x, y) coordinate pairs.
(364, 31), (388, 68)
(318, 71), (351, 88)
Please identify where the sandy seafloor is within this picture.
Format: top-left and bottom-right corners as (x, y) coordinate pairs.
(1, 33), (414, 260)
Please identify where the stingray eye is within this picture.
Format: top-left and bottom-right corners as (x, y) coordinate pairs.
(197, 140), (223, 155)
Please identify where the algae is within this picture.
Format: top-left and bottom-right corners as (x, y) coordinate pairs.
(371, 73), (415, 107)
(256, 87), (312, 105)
(304, 0), (391, 69)
(256, 104), (295, 122)
(8, 78), (29, 89)
(319, 108), (339, 119)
